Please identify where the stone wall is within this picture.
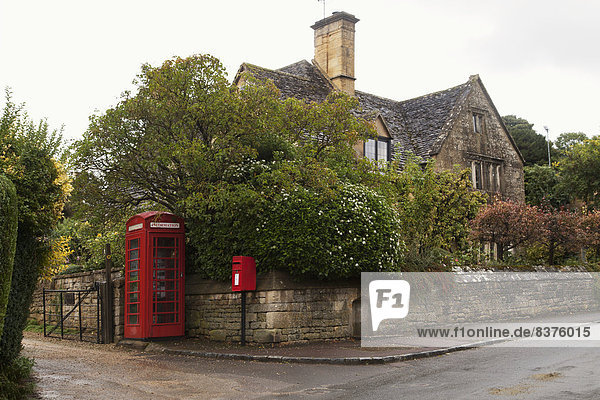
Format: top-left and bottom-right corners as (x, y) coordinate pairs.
(31, 269), (599, 345)
(30, 270), (125, 339)
(186, 271), (361, 343)
(364, 271), (600, 343)
(31, 269), (360, 344)
(434, 76), (525, 203)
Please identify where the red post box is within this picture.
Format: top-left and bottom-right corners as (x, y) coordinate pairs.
(232, 256), (256, 291)
(124, 211), (185, 339)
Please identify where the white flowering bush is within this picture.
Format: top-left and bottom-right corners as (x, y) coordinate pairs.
(256, 182), (403, 279)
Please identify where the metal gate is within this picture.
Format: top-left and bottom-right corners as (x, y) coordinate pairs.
(43, 286), (102, 343)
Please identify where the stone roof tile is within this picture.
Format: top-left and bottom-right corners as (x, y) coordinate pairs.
(241, 60), (472, 165)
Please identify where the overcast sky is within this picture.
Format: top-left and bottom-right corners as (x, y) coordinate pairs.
(1, 0), (599, 144)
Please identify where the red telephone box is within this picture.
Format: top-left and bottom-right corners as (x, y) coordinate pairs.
(124, 211), (185, 339)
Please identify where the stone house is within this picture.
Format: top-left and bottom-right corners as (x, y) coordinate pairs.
(234, 11), (525, 203)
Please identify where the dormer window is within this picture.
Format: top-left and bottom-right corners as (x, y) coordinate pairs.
(473, 113), (484, 133)
(365, 137), (390, 162)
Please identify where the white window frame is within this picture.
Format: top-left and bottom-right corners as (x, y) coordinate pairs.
(365, 136), (391, 162)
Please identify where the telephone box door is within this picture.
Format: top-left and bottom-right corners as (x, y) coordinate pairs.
(149, 234), (184, 337)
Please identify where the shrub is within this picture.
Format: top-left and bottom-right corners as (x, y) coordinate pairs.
(0, 356), (35, 400)
(185, 181), (268, 281)
(581, 210), (600, 260)
(0, 236), (48, 365)
(470, 201), (543, 260)
(0, 175), (18, 342)
(538, 208), (582, 265)
(392, 159), (486, 255)
(256, 182), (403, 280)
(50, 218), (125, 272)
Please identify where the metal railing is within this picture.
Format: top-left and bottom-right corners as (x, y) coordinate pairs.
(43, 286), (102, 343)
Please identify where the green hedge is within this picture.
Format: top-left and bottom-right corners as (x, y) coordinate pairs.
(0, 234), (47, 364)
(257, 183), (403, 280)
(0, 356), (35, 399)
(0, 174), (18, 342)
(186, 177), (403, 281)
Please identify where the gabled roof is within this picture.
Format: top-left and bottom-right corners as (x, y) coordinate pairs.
(235, 60), (479, 164)
(235, 60), (334, 103)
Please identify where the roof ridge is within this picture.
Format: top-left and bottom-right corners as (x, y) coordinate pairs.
(355, 90), (402, 105)
(242, 62), (313, 81)
(356, 79), (471, 106)
(398, 80), (471, 104)
(277, 59), (312, 72)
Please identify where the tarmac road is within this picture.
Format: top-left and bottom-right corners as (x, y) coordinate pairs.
(305, 346), (600, 400)
(23, 334), (600, 399)
(23, 334), (391, 399)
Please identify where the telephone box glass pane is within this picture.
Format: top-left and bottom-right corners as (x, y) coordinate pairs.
(129, 238), (139, 249)
(153, 291), (176, 302)
(154, 303), (177, 313)
(153, 269), (175, 280)
(129, 282), (139, 292)
(154, 259), (174, 269)
(156, 237), (175, 247)
(151, 237), (179, 326)
(129, 292), (138, 303)
(128, 271), (139, 281)
(128, 260), (139, 270)
(154, 314), (176, 324)
(155, 248), (176, 258)
(129, 249), (139, 260)
(128, 315), (139, 325)
(128, 304), (139, 314)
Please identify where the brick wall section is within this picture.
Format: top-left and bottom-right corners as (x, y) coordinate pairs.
(185, 271), (361, 343)
(30, 270), (125, 339)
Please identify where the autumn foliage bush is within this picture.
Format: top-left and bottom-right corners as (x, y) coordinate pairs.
(470, 200), (542, 260)
(470, 200), (596, 265)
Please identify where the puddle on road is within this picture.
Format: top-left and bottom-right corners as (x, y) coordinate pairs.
(489, 384), (532, 396)
(531, 372), (562, 381)
(489, 371), (563, 396)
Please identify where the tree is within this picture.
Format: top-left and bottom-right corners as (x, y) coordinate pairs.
(0, 91), (70, 365)
(502, 115), (554, 166)
(72, 55), (374, 220)
(523, 165), (570, 208)
(554, 132), (588, 159)
(558, 136), (600, 207)
(73, 54), (381, 280)
(391, 158), (486, 259)
(470, 201), (543, 260)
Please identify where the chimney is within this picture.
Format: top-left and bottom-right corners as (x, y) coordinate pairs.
(311, 11), (359, 95)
